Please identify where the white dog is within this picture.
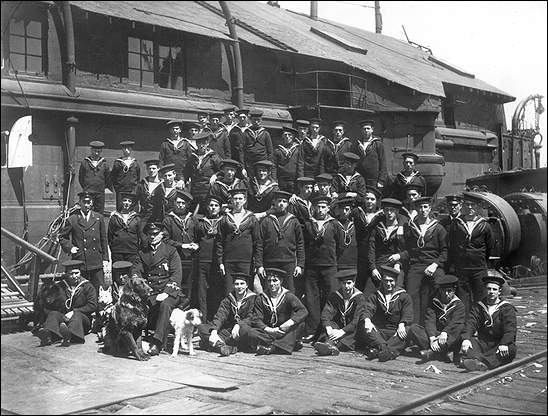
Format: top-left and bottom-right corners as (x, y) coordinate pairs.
(170, 308), (202, 357)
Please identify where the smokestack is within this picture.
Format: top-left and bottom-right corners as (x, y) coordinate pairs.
(310, 1), (318, 21)
(375, 1), (382, 34)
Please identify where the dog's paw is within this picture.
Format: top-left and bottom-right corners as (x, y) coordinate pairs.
(135, 350), (150, 361)
(189, 350), (197, 356)
(171, 352), (178, 358)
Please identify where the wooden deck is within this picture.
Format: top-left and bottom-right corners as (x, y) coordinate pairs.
(1, 285), (546, 415)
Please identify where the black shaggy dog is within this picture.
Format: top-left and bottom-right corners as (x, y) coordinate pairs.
(103, 276), (152, 361)
(33, 278), (67, 329)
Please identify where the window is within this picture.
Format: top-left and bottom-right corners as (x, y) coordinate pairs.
(8, 16), (46, 75)
(127, 36), (184, 89)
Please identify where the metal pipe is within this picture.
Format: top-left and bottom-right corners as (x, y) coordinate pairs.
(375, 1), (382, 33)
(219, 1), (244, 109)
(1, 227), (58, 264)
(65, 116), (78, 207)
(60, 1), (76, 94)
(310, 1), (318, 20)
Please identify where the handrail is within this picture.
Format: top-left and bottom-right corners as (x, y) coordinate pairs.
(1, 227), (58, 264)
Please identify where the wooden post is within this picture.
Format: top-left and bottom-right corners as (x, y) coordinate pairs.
(28, 256), (42, 301)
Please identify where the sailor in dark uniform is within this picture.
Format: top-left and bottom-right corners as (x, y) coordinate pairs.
(460, 270), (517, 371)
(78, 140), (111, 215)
(107, 192), (143, 264)
(288, 176), (315, 225)
(209, 159), (248, 210)
(356, 265), (413, 362)
(400, 183), (423, 220)
(228, 109), (250, 172)
(272, 126), (303, 193)
(158, 164), (183, 217)
(241, 268), (308, 355)
(314, 173), (336, 200)
(390, 152), (426, 201)
(59, 191), (109, 294)
(407, 274), (465, 363)
(158, 120), (190, 181)
(247, 160), (279, 217)
(325, 120), (353, 175)
(256, 190), (305, 294)
(350, 119), (387, 189)
(332, 194), (358, 271)
(198, 272), (257, 356)
(314, 269), (366, 356)
(294, 119), (310, 145)
(396, 196), (448, 325)
(110, 140), (140, 210)
(197, 111), (210, 132)
(208, 111), (231, 158)
(222, 105), (239, 136)
(131, 222), (186, 356)
(239, 109), (273, 178)
(298, 117), (330, 178)
(439, 193), (463, 274)
(162, 190), (199, 299)
(332, 152), (367, 203)
(136, 159), (164, 225)
(34, 260), (97, 347)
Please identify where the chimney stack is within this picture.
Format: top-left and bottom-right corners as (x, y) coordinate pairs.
(310, 1), (318, 21)
(375, 1), (382, 33)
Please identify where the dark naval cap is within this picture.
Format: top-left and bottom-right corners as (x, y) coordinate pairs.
(112, 260), (133, 271)
(89, 140), (104, 148)
(435, 274), (458, 287)
(62, 260), (84, 270)
(335, 269), (357, 281)
(482, 269), (506, 287)
(380, 265), (399, 279)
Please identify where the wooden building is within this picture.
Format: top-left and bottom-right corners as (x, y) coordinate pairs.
(1, 1), (516, 265)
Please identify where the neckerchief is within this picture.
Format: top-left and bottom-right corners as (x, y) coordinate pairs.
(166, 137), (186, 152)
(261, 287), (289, 326)
(191, 149), (214, 171)
(335, 137), (350, 152)
(182, 137), (197, 151)
(455, 216), (486, 242)
(111, 210), (138, 227)
(84, 157), (105, 169)
(65, 279), (88, 311)
(145, 178), (162, 195)
(246, 126), (266, 141)
(357, 137), (379, 156)
(291, 195), (313, 217)
(335, 288), (363, 327)
(408, 216), (439, 248)
(200, 216), (222, 236)
(116, 157), (136, 173)
(305, 135), (325, 151)
(226, 210), (254, 234)
(277, 143), (300, 160)
(267, 213), (296, 240)
(477, 299), (511, 327)
(397, 170), (420, 185)
(376, 288), (406, 315)
(432, 295), (462, 325)
(252, 178), (278, 201)
(377, 221), (401, 243)
(228, 290), (256, 321)
(168, 211), (193, 240)
(355, 207), (383, 227)
(216, 178), (242, 193)
(336, 172), (361, 190)
(310, 215), (335, 239)
(341, 219), (355, 246)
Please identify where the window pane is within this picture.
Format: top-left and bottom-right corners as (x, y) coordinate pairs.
(142, 70), (154, 86)
(141, 39), (153, 54)
(27, 37), (42, 56)
(27, 56), (42, 73)
(26, 20), (41, 37)
(10, 53), (25, 71)
(141, 53), (153, 71)
(128, 69), (140, 83)
(10, 20), (25, 35)
(9, 35), (25, 54)
(128, 52), (140, 69)
(159, 45), (170, 58)
(128, 37), (140, 52)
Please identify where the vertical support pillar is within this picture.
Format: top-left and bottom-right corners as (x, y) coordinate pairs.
(65, 115), (78, 208)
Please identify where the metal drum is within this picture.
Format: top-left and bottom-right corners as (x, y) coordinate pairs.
(416, 153), (445, 197)
(463, 191), (522, 262)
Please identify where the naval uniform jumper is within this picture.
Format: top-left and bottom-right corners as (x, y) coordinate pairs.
(352, 208), (383, 295)
(239, 126), (273, 176)
(198, 289), (257, 351)
(136, 177), (164, 225)
(184, 149), (222, 211)
(325, 136), (353, 175)
(462, 298), (517, 369)
(78, 157), (111, 215)
(399, 217), (447, 324)
(332, 172), (367, 203)
(131, 242), (185, 349)
(288, 195), (313, 225)
(337, 217), (358, 270)
(303, 215), (345, 337)
(391, 170), (426, 201)
(272, 143), (303, 193)
(349, 137), (388, 188)
(158, 138), (190, 179)
(255, 212), (305, 294)
(107, 210), (143, 264)
(408, 295), (465, 355)
(356, 287), (413, 357)
(162, 211), (197, 299)
(209, 178), (247, 208)
(215, 211), (260, 295)
(241, 288), (308, 353)
(59, 210), (109, 292)
(367, 217), (406, 286)
(247, 178), (279, 214)
(318, 288), (366, 351)
(448, 216), (495, 315)
(298, 136), (329, 178)
(209, 125), (232, 159)
(194, 214), (223, 319)
(110, 157), (140, 210)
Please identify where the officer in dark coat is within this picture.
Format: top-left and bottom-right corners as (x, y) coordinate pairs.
(407, 274), (465, 363)
(78, 140), (111, 215)
(59, 191), (109, 294)
(314, 269), (366, 356)
(198, 272), (257, 356)
(35, 260), (97, 347)
(356, 265), (414, 362)
(131, 222), (186, 356)
(460, 270), (517, 371)
(110, 140), (141, 210)
(240, 268), (308, 355)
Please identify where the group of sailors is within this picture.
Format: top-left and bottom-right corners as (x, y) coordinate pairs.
(39, 109), (516, 371)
